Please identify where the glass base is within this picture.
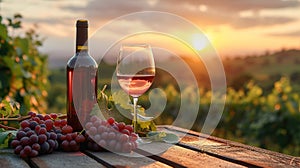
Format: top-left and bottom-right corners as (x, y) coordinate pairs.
(136, 136), (152, 144)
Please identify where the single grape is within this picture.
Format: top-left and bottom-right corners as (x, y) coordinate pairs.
(121, 129), (130, 136)
(40, 142), (50, 154)
(75, 134), (85, 143)
(28, 111), (36, 118)
(122, 142), (132, 153)
(20, 120), (30, 129)
(107, 117), (115, 125)
(23, 145), (32, 155)
(69, 140), (77, 147)
(45, 132), (50, 139)
(49, 132), (57, 140)
(117, 122), (126, 131)
(34, 125), (41, 134)
(48, 139), (56, 149)
(50, 113), (58, 119)
(61, 140), (70, 152)
(85, 122), (93, 130)
(131, 141), (138, 149)
(29, 149), (38, 157)
(54, 120), (61, 127)
(66, 134), (73, 141)
(19, 149), (28, 158)
(100, 120), (108, 126)
(93, 134), (101, 142)
(32, 143), (40, 151)
(11, 140), (20, 148)
(36, 114), (44, 120)
(88, 126), (97, 136)
(108, 132), (116, 140)
(38, 134), (47, 144)
(119, 134), (129, 142)
(108, 140), (117, 149)
(20, 137), (30, 146)
(45, 119), (53, 131)
(29, 121), (38, 130)
(23, 127), (31, 132)
(16, 131), (26, 140)
(101, 132), (108, 140)
(97, 125), (106, 134)
(59, 134), (66, 141)
(32, 117), (41, 124)
(26, 130), (35, 137)
(71, 132), (77, 139)
(38, 127), (47, 135)
(90, 115), (98, 123)
(111, 123), (119, 131)
(98, 139), (107, 148)
(44, 114), (51, 120)
(94, 120), (102, 128)
(14, 145), (23, 154)
(124, 125), (133, 133)
(29, 134), (39, 144)
(60, 119), (67, 127)
(62, 125), (73, 134)
(130, 133), (138, 142)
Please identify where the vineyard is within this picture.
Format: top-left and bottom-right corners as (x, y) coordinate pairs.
(47, 70), (300, 156)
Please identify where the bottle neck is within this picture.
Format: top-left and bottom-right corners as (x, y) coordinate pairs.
(75, 26), (88, 53)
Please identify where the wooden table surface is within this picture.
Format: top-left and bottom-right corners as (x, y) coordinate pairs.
(1, 125), (299, 168)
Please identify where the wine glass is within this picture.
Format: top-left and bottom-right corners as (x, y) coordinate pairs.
(116, 44), (155, 142)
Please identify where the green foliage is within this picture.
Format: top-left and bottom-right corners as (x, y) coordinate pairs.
(0, 129), (16, 149)
(217, 77), (300, 156)
(90, 86), (156, 135)
(0, 99), (20, 118)
(0, 14), (48, 115)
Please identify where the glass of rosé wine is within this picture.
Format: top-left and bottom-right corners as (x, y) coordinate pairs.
(116, 44), (155, 141)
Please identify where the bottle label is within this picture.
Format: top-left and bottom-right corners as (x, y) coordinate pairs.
(77, 46), (88, 51)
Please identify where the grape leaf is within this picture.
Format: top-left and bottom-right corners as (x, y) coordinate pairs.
(0, 129), (17, 149)
(147, 131), (179, 144)
(95, 89), (156, 134)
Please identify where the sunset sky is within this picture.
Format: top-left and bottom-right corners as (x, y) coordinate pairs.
(1, 0), (300, 66)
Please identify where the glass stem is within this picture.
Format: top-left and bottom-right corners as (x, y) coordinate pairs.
(133, 97), (138, 133)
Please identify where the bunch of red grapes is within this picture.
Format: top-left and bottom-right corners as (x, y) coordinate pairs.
(85, 116), (138, 153)
(10, 112), (139, 158)
(10, 112), (85, 158)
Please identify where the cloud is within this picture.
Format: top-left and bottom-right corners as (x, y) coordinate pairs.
(267, 30), (300, 37)
(62, 0), (300, 30)
(230, 16), (296, 29)
(183, 0), (300, 11)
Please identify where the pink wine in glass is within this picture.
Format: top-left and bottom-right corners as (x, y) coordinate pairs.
(117, 74), (154, 98)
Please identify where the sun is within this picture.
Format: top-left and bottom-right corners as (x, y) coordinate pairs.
(191, 33), (209, 51)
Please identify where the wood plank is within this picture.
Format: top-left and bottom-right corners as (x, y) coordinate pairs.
(0, 149), (30, 168)
(85, 150), (172, 168)
(159, 125), (300, 168)
(30, 151), (105, 168)
(137, 141), (246, 168)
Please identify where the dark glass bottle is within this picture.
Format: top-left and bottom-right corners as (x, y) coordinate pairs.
(66, 20), (98, 132)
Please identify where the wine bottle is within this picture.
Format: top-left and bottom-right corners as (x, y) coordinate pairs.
(66, 20), (98, 132)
